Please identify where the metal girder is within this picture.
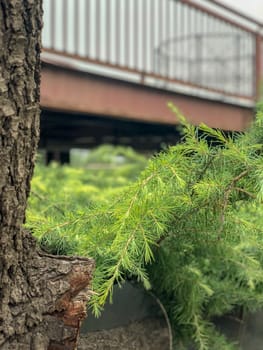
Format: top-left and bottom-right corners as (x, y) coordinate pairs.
(40, 62), (254, 133)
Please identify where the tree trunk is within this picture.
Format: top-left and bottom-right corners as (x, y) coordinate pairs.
(0, 1), (94, 349)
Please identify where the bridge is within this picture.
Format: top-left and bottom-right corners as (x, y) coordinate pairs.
(40, 0), (263, 161)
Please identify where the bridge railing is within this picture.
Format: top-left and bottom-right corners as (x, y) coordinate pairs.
(42, 0), (263, 103)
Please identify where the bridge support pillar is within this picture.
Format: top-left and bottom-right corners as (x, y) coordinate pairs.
(46, 150), (70, 165)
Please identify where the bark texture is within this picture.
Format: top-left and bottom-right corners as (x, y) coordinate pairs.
(0, 1), (94, 349)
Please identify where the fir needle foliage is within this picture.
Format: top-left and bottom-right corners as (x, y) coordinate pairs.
(27, 107), (263, 349)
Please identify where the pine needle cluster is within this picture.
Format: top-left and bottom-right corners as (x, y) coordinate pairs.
(27, 106), (263, 349)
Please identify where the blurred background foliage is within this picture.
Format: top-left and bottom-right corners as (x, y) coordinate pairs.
(27, 145), (148, 255)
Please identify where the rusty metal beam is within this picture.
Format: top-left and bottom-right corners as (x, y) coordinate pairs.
(40, 62), (254, 132)
(42, 49), (254, 102)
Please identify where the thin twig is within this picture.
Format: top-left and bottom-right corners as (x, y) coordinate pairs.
(188, 154), (216, 196)
(234, 187), (256, 199)
(218, 169), (250, 236)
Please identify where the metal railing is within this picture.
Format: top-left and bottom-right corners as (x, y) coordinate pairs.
(42, 0), (263, 102)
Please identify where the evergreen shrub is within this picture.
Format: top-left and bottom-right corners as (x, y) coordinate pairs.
(27, 106), (263, 349)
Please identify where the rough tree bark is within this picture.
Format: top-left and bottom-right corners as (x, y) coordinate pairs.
(0, 1), (94, 349)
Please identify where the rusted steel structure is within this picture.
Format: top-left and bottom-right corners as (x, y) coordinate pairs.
(40, 0), (263, 156)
